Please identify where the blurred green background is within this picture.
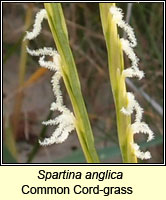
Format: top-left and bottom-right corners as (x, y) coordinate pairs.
(3, 3), (163, 163)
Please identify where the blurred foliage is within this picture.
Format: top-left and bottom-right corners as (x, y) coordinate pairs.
(3, 144), (17, 163)
(3, 2), (163, 163)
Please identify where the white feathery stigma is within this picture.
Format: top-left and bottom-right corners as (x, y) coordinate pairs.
(110, 6), (144, 80)
(131, 122), (155, 142)
(120, 38), (144, 80)
(24, 9), (47, 41)
(110, 6), (137, 47)
(24, 9), (75, 145)
(132, 143), (151, 160)
(121, 92), (143, 123)
(110, 5), (154, 160)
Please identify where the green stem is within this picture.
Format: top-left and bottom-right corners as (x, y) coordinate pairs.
(44, 3), (99, 163)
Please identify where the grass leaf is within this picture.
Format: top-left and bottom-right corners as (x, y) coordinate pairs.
(44, 3), (99, 163)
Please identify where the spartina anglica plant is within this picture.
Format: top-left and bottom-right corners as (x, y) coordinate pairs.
(100, 3), (154, 162)
(24, 3), (155, 163)
(24, 5), (99, 163)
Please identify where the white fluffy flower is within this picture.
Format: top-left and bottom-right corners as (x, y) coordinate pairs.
(24, 9), (47, 41)
(40, 112), (75, 145)
(121, 92), (154, 160)
(26, 46), (58, 57)
(24, 9), (75, 145)
(110, 6), (144, 80)
(121, 39), (144, 80)
(121, 92), (143, 123)
(110, 6), (137, 47)
(132, 122), (155, 142)
(121, 92), (135, 116)
(132, 143), (151, 160)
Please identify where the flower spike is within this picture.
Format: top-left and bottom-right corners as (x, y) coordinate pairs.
(110, 5), (154, 160)
(25, 9), (76, 145)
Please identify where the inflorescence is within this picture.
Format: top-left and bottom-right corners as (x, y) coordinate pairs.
(110, 6), (154, 160)
(24, 6), (155, 159)
(24, 9), (75, 146)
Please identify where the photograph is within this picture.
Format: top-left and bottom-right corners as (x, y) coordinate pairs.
(2, 2), (164, 164)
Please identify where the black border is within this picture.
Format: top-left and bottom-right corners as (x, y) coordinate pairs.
(1, 1), (165, 166)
